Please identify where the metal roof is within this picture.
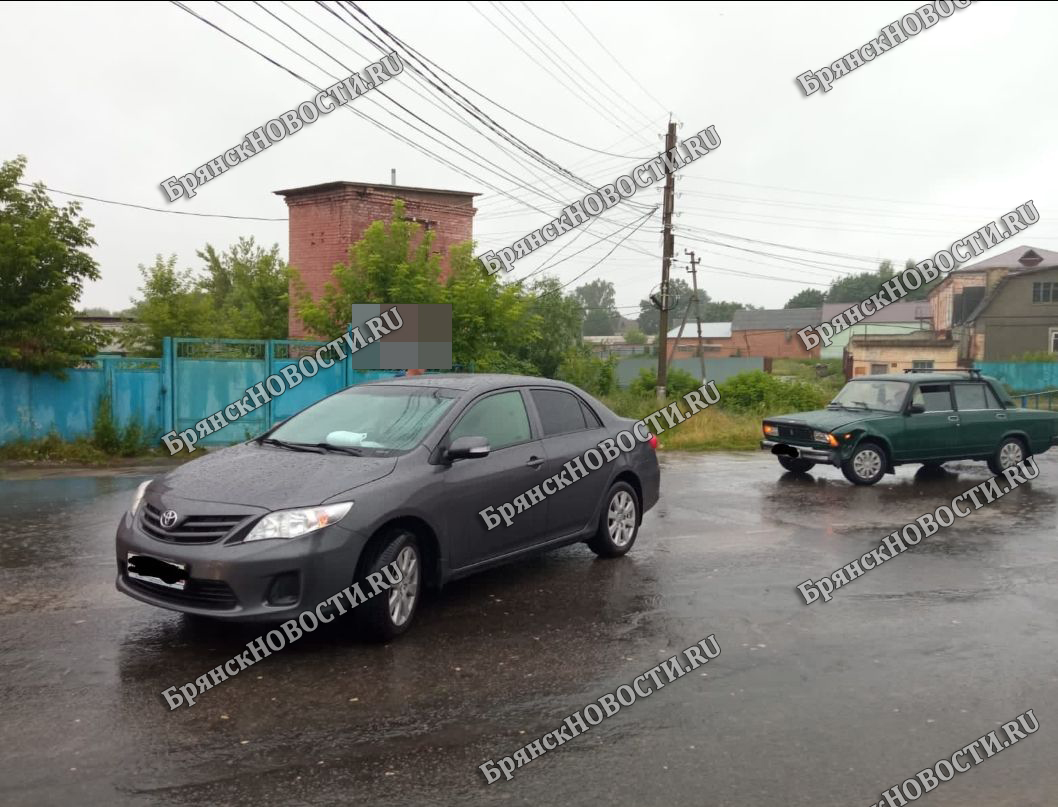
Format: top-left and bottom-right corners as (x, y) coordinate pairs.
(666, 322), (732, 339)
(731, 308), (821, 331)
(954, 245), (1058, 273)
(274, 181), (480, 199)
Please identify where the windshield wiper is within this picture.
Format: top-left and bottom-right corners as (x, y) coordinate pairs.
(257, 437), (325, 454)
(305, 442), (364, 456)
(849, 401), (872, 409)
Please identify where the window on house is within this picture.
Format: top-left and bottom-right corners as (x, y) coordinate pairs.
(1033, 282), (1056, 303)
(870, 363), (888, 375)
(1050, 328), (1058, 354)
(912, 360), (934, 370)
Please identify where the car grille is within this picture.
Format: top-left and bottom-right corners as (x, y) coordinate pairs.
(121, 563), (238, 610)
(777, 424), (814, 442)
(140, 503), (245, 544)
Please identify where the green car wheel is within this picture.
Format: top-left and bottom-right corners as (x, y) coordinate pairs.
(841, 443), (887, 486)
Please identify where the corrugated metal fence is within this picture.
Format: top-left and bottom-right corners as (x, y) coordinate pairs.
(0, 337), (404, 446)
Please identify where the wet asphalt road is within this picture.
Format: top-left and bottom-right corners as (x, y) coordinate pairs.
(1, 453), (1057, 807)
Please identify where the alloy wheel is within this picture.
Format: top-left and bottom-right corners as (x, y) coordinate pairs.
(387, 545), (419, 627)
(608, 490), (637, 547)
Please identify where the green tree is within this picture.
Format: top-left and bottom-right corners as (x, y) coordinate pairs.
(784, 288), (826, 309)
(198, 238), (289, 339)
(0, 156), (105, 373)
(624, 328), (647, 346)
(572, 279), (618, 336)
(637, 278), (751, 333)
(294, 201), (583, 375)
(123, 256), (219, 355)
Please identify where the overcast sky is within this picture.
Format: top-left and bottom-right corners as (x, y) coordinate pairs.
(3, 0), (1054, 317)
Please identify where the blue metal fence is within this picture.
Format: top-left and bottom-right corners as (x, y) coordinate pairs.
(0, 337), (403, 446)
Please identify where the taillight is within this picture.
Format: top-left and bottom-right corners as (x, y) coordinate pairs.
(648, 434), (658, 451)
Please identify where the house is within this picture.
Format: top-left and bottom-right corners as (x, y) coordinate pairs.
(665, 321), (734, 358)
(729, 308), (822, 358)
(962, 248), (1058, 360)
(845, 246), (1058, 372)
(583, 334), (655, 357)
(819, 300), (931, 359)
(848, 332), (959, 376)
(275, 181), (479, 339)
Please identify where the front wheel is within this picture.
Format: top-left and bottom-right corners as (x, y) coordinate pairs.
(588, 482), (640, 558)
(354, 529), (422, 642)
(987, 436), (1025, 476)
(778, 455), (815, 474)
(841, 443), (886, 486)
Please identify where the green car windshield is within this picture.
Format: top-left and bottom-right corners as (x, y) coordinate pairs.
(829, 379), (910, 413)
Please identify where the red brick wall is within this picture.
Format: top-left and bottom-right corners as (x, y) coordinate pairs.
(279, 184), (476, 339)
(731, 330), (820, 358)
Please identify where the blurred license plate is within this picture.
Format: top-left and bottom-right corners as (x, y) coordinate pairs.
(127, 553), (188, 590)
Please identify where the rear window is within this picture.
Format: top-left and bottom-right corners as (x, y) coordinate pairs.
(532, 389), (588, 436)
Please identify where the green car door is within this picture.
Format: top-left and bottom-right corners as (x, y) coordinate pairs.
(892, 383), (960, 461)
(952, 382), (1007, 456)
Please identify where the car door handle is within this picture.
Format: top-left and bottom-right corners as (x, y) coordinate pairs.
(525, 456), (544, 469)
(947, 415), (960, 422)
(996, 413), (1007, 420)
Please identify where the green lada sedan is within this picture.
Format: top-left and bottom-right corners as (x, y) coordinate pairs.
(760, 370), (1058, 485)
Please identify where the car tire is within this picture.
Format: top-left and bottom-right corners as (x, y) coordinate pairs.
(987, 436), (1026, 476)
(354, 529), (422, 642)
(778, 455), (816, 474)
(588, 481), (640, 558)
(841, 442), (886, 486)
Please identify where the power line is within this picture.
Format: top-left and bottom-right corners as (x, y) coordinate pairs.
(542, 207), (659, 294)
(16, 182), (288, 221)
(344, 1), (653, 161)
(559, 0), (669, 118)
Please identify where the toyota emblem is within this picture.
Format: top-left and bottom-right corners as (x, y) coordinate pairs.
(160, 510), (179, 529)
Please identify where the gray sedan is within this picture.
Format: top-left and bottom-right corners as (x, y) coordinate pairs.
(115, 375), (661, 640)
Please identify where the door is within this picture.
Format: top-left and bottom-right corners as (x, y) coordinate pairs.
(528, 388), (612, 539)
(893, 383), (960, 460)
(953, 382), (1007, 456)
(443, 390), (547, 568)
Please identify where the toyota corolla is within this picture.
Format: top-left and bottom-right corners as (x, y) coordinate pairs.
(116, 374), (660, 640)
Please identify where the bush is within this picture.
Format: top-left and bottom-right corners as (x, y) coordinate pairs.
(557, 351), (617, 397)
(627, 366), (700, 400)
(92, 394), (122, 454)
(716, 371), (830, 415)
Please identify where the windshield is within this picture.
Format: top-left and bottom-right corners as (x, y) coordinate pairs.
(829, 379), (910, 413)
(267, 386), (456, 455)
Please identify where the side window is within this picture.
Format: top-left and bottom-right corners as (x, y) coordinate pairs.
(449, 391), (531, 450)
(531, 389), (587, 436)
(914, 384), (953, 412)
(954, 384), (988, 410)
(580, 399), (602, 428)
(983, 385), (1003, 409)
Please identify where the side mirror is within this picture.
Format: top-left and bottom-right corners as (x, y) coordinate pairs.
(445, 435), (490, 462)
(907, 403), (925, 415)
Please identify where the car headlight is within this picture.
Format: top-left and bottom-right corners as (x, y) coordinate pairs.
(763, 423), (778, 437)
(244, 502), (353, 542)
(130, 480), (152, 515)
(813, 431), (839, 447)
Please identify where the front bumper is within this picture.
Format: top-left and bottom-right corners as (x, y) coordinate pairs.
(760, 439), (841, 466)
(115, 510), (370, 622)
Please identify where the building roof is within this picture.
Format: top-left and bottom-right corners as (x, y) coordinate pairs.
(820, 300), (928, 324)
(955, 245), (1058, 273)
(274, 181), (480, 199)
(731, 308), (821, 331)
(666, 322), (731, 339)
(849, 332), (955, 348)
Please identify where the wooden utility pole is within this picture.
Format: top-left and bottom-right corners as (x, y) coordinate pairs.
(655, 120), (677, 400)
(686, 249), (706, 383)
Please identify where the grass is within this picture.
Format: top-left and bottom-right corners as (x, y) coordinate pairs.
(600, 392), (763, 452)
(0, 432), (177, 465)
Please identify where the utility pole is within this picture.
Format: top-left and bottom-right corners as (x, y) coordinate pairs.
(685, 249), (706, 383)
(655, 120), (677, 400)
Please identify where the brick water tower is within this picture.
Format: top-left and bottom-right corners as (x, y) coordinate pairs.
(275, 179), (478, 339)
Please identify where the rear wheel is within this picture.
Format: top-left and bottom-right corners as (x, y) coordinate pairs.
(354, 529), (421, 642)
(988, 436), (1025, 476)
(778, 455), (815, 474)
(588, 482), (639, 558)
(841, 442), (886, 486)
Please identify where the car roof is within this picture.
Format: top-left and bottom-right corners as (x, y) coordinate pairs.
(851, 372), (1002, 384)
(359, 373), (584, 394)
